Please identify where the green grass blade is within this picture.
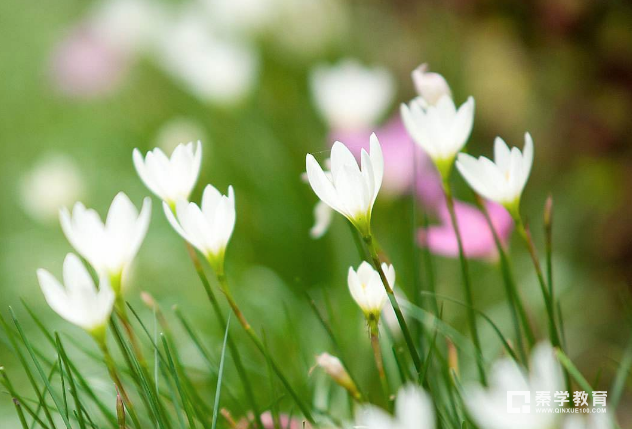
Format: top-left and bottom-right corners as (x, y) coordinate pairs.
(55, 334), (87, 429)
(161, 334), (198, 429)
(556, 349), (592, 395)
(212, 315), (231, 429)
(610, 335), (632, 410)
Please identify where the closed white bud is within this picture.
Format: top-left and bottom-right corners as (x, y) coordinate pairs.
(347, 261), (395, 320)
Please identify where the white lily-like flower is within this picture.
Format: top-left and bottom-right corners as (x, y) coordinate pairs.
(133, 141), (202, 206)
(464, 342), (563, 429)
(60, 192), (151, 290)
(356, 384), (435, 429)
(400, 95), (475, 178)
(305, 134), (383, 236)
(348, 261), (394, 320)
(412, 63), (452, 106)
(163, 184), (236, 266)
(310, 59), (394, 130)
(456, 133), (534, 215)
(37, 253), (115, 339)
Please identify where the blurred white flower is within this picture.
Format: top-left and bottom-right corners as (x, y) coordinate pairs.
(348, 261), (394, 319)
(133, 141), (203, 206)
(37, 253), (115, 336)
(464, 342), (563, 429)
(158, 12), (259, 105)
(201, 0), (277, 35)
(310, 59), (395, 130)
(310, 201), (333, 239)
(305, 135), (383, 235)
(20, 154), (85, 223)
(60, 193), (151, 287)
(89, 0), (166, 53)
(356, 384), (435, 429)
(314, 353), (359, 399)
(155, 118), (207, 155)
(412, 63), (452, 106)
(163, 184), (236, 265)
(401, 95), (475, 177)
(456, 133), (534, 214)
(563, 414), (612, 429)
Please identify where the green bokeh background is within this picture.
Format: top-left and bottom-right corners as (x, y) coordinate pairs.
(1, 0), (631, 426)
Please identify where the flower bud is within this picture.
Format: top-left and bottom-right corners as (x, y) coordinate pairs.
(314, 353), (360, 400)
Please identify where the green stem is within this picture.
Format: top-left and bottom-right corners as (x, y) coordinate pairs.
(97, 339), (141, 429)
(513, 216), (561, 349)
(442, 183), (487, 384)
(362, 233), (423, 377)
(369, 321), (390, 406)
(185, 245), (264, 429)
(476, 197), (535, 357)
(213, 268), (315, 424)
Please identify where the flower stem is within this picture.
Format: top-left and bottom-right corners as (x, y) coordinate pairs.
(442, 183), (487, 385)
(476, 197), (535, 358)
(185, 244), (264, 429)
(368, 321), (390, 405)
(97, 339), (141, 429)
(513, 215), (562, 349)
(362, 233), (423, 377)
(212, 262), (315, 424)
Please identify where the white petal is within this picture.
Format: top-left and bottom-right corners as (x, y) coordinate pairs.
(310, 201), (333, 239)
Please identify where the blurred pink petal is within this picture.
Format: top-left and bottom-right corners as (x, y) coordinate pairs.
(49, 26), (129, 99)
(419, 200), (513, 260)
(260, 412), (311, 429)
(330, 117), (443, 201)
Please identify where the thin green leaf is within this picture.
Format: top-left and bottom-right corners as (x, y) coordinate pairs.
(212, 315), (231, 429)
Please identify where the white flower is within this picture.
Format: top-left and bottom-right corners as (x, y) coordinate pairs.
(305, 135), (383, 235)
(310, 59), (394, 130)
(20, 154), (85, 223)
(563, 414), (612, 429)
(456, 133), (534, 212)
(157, 13), (259, 105)
(348, 261), (394, 319)
(464, 342), (563, 429)
(37, 253), (115, 335)
(314, 353), (359, 399)
(356, 384), (435, 429)
(412, 63), (452, 106)
(310, 201), (333, 239)
(400, 95), (475, 176)
(60, 192), (152, 286)
(163, 184), (236, 263)
(133, 141), (203, 206)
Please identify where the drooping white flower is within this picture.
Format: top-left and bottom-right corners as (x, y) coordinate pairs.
(163, 184), (236, 264)
(348, 261), (395, 319)
(60, 193), (151, 287)
(20, 154), (85, 223)
(305, 135), (383, 235)
(356, 384), (435, 429)
(133, 141), (203, 206)
(412, 63), (452, 106)
(456, 133), (534, 214)
(464, 342), (563, 429)
(310, 59), (395, 130)
(314, 353), (359, 399)
(37, 253), (115, 336)
(400, 95), (475, 177)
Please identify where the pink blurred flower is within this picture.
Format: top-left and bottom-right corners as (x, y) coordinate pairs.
(260, 412), (311, 429)
(419, 200), (514, 261)
(330, 117), (444, 200)
(49, 26), (129, 99)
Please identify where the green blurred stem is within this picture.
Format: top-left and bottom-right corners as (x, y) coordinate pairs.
(442, 182), (487, 385)
(362, 233), (423, 377)
(512, 215), (561, 349)
(368, 320), (390, 405)
(476, 197), (535, 358)
(212, 264), (316, 424)
(96, 337), (141, 429)
(185, 244), (264, 429)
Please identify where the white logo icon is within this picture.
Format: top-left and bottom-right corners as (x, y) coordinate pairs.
(507, 391), (531, 413)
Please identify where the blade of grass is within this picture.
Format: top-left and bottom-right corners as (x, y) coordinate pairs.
(555, 349), (592, 395)
(610, 334), (632, 410)
(55, 334), (87, 429)
(1, 368), (52, 429)
(161, 334), (198, 429)
(212, 315), (231, 429)
(9, 307), (72, 428)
